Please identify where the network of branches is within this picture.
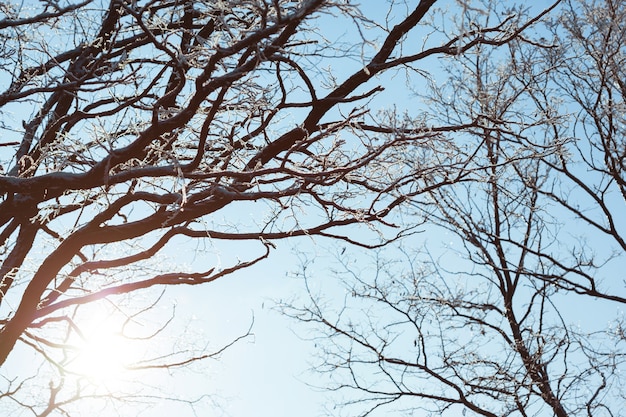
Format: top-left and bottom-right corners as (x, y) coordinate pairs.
(284, 1), (626, 416)
(0, 0), (623, 416)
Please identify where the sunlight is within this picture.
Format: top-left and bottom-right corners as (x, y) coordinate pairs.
(69, 318), (138, 383)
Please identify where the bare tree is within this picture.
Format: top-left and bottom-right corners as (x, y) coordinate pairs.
(0, 0), (552, 414)
(284, 1), (626, 416)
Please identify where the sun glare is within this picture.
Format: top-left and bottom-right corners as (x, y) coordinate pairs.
(69, 319), (137, 383)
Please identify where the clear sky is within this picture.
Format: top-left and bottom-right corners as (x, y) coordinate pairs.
(95, 236), (358, 417)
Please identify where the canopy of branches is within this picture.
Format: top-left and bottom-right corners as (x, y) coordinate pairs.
(0, 0), (624, 416)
